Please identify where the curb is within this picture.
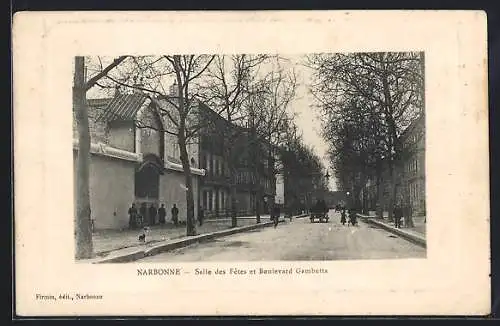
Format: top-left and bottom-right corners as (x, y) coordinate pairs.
(357, 214), (426, 248)
(93, 220), (284, 264)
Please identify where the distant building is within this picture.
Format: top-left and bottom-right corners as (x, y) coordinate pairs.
(363, 113), (426, 216)
(197, 103), (275, 218)
(323, 191), (348, 208)
(398, 113), (426, 215)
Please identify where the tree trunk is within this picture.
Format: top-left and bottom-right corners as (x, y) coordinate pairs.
(388, 160), (397, 222)
(253, 129), (261, 224)
(230, 181), (237, 227)
(376, 172), (384, 219)
(74, 56), (93, 259)
(225, 144), (238, 228)
(255, 190), (261, 223)
(178, 131), (196, 236)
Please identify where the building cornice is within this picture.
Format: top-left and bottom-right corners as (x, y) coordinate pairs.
(73, 140), (142, 162)
(73, 139), (206, 176)
(164, 159), (206, 176)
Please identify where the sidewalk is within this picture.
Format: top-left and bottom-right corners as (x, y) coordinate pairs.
(358, 213), (426, 248)
(365, 212), (426, 236)
(84, 214), (306, 263)
(92, 214), (271, 257)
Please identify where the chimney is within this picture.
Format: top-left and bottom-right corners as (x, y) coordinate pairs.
(133, 77), (144, 95)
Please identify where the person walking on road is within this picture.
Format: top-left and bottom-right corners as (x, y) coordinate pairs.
(340, 208), (347, 225)
(348, 208), (357, 226)
(171, 204), (179, 226)
(272, 205), (280, 228)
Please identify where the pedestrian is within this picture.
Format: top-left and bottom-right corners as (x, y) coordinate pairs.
(394, 204), (402, 228)
(149, 203), (157, 226)
(139, 202), (147, 228)
(158, 203), (166, 224)
(128, 203), (138, 229)
(273, 205), (280, 228)
(286, 205), (293, 221)
(341, 208), (347, 225)
(403, 203), (410, 228)
(171, 204), (179, 226)
(198, 206), (204, 226)
(348, 208), (357, 226)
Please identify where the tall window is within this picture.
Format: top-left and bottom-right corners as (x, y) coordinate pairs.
(203, 191), (208, 210)
(208, 191), (213, 211)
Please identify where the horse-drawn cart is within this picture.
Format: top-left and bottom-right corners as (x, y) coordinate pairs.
(310, 199), (329, 223)
(310, 211), (329, 223)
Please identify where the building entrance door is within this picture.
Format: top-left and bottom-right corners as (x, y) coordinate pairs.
(135, 154), (163, 226)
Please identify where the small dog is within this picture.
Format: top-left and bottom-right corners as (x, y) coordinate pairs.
(138, 227), (150, 243)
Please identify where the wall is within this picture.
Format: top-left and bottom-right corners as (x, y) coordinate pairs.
(73, 151), (136, 230)
(108, 121), (135, 152)
(235, 190), (252, 215)
(159, 170), (199, 222)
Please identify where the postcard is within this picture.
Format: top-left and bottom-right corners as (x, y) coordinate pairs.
(13, 10), (490, 316)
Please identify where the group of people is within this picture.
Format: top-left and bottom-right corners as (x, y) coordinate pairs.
(339, 207), (358, 226)
(393, 203), (414, 229)
(128, 202), (179, 229)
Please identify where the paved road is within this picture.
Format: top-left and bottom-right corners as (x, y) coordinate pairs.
(139, 210), (426, 262)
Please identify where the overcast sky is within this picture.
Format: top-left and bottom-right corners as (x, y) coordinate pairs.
(286, 56), (336, 191)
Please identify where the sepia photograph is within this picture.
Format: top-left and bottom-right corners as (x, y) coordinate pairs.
(73, 52), (426, 263)
(14, 11), (489, 316)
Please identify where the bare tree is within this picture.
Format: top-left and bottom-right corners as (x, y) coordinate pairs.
(73, 55), (128, 259)
(308, 52), (424, 220)
(100, 55), (215, 236)
(197, 54), (272, 225)
(250, 63), (298, 215)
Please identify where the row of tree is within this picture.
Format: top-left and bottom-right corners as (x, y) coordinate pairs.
(73, 54), (311, 259)
(307, 52), (425, 221)
(279, 124), (328, 215)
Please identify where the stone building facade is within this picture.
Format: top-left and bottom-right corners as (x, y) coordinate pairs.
(363, 113), (426, 216)
(73, 91), (204, 230)
(398, 113), (426, 215)
(197, 103), (275, 218)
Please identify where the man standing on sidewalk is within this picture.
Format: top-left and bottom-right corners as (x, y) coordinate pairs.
(128, 203), (138, 229)
(198, 206), (204, 226)
(171, 204), (179, 226)
(139, 203), (147, 228)
(158, 204), (166, 224)
(394, 204), (403, 229)
(149, 204), (157, 226)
